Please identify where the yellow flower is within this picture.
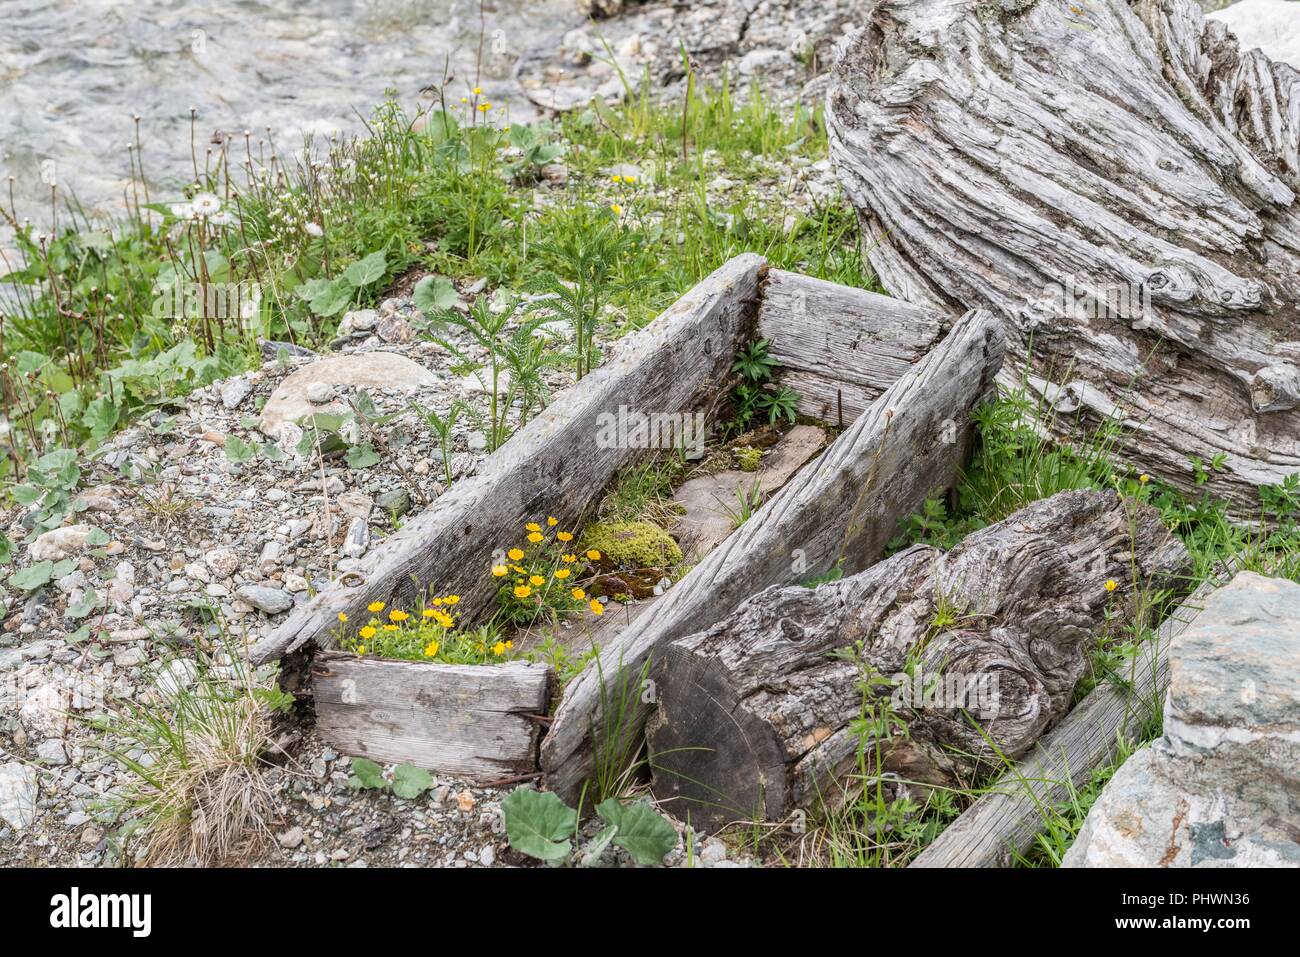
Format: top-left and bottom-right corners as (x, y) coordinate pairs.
(557, 531), (573, 542)
(357, 644), (366, 655)
(1139, 473), (1150, 484)
(610, 204), (622, 215)
(526, 522), (541, 532)
(527, 531), (544, 544)
(337, 612), (347, 623)
(389, 610), (409, 622)
(589, 599), (605, 616)
(436, 612), (454, 628)
(624, 175), (636, 184)
(511, 565), (526, 573)
(1105, 579), (1118, 592)
(431, 597), (444, 606)
(359, 626), (377, 640)
(586, 549), (602, 561)
(514, 585), (532, 599)
(367, 601), (385, 613)
(383, 624), (398, 632)
(554, 568), (571, 580)
(508, 548), (525, 561)
(423, 608), (437, 618)
(472, 86), (482, 95)
(529, 575), (545, 587)
(478, 102), (492, 112)
(445, 595), (460, 605)
(571, 587), (586, 601)
(506, 640), (513, 650)
(424, 641), (439, 657)
(460, 96), (468, 103)
(611, 174), (622, 183)
(492, 641), (507, 656)
(562, 553), (577, 564)
(547, 516), (558, 527)
(492, 564), (508, 577)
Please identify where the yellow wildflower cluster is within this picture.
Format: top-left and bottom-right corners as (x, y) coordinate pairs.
(495, 517), (605, 624)
(337, 595), (511, 665)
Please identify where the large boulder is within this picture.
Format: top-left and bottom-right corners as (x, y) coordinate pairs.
(257, 353), (438, 440)
(1208, 1), (1300, 69)
(1064, 572), (1300, 867)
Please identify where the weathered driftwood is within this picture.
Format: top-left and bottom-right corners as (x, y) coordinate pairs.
(757, 269), (944, 426)
(540, 309), (1005, 803)
(826, 0), (1300, 513)
(313, 652), (551, 783)
(646, 489), (1190, 832)
(249, 254), (766, 665)
(909, 564), (1232, 868)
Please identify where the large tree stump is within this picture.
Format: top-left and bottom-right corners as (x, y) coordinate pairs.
(826, 0), (1300, 514)
(646, 489), (1190, 831)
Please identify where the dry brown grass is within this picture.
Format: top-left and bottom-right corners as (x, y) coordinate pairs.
(94, 656), (279, 867)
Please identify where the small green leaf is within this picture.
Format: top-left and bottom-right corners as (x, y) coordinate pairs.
(502, 788), (577, 862)
(347, 757), (387, 790)
(392, 763), (433, 799)
(596, 799), (677, 866)
(412, 275), (459, 314)
(0, 534), (12, 566)
(345, 443), (381, 469)
(8, 560), (55, 591)
(342, 250), (387, 289)
(225, 435), (257, 463)
(84, 526), (111, 547)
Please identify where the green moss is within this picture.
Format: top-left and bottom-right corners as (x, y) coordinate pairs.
(581, 520), (683, 570)
(734, 445), (762, 472)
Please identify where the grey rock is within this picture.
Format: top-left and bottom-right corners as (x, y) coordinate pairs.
(341, 519), (371, 559)
(375, 488), (412, 518)
(1065, 572), (1300, 868)
(236, 584), (293, 615)
(0, 763), (39, 830)
(259, 339), (315, 361)
(278, 826), (305, 849)
(221, 378), (253, 410)
(36, 738), (69, 766)
(306, 382), (336, 404)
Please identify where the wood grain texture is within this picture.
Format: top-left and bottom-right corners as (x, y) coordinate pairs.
(826, 0), (1300, 513)
(313, 651), (551, 782)
(250, 254), (766, 665)
(645, 489), (1190, 832)
(910, 566), (1232, 868)
(758, 270), (944, 425)
(540, 309), (1005, 803)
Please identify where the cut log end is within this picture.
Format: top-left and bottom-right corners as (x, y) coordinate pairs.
(646, 641), (791, 831)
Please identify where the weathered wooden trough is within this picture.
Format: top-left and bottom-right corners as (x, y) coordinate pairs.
(253, 254), (1001, 787)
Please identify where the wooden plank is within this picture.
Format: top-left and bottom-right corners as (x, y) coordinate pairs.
(313, 652), (550, 783)
(757, 269), (943, 426)
(250, 254), (767, 666)
(540, 309), (1005, 803)
(909, 568), (1232, 868)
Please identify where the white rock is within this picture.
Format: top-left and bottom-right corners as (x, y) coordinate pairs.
(0, 763), (39, 830)
(1208, 0), (1300, 69)
(155, 658), (198, 696)
(306, 382), (336, 404)
(205, 547), (240, 580)
(258, 353), (438, 439)
(29, 524), (95, 562)
(237, 584), (294, 614)
(221, 378), (253, 409)
(20, 683), (66, 738)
